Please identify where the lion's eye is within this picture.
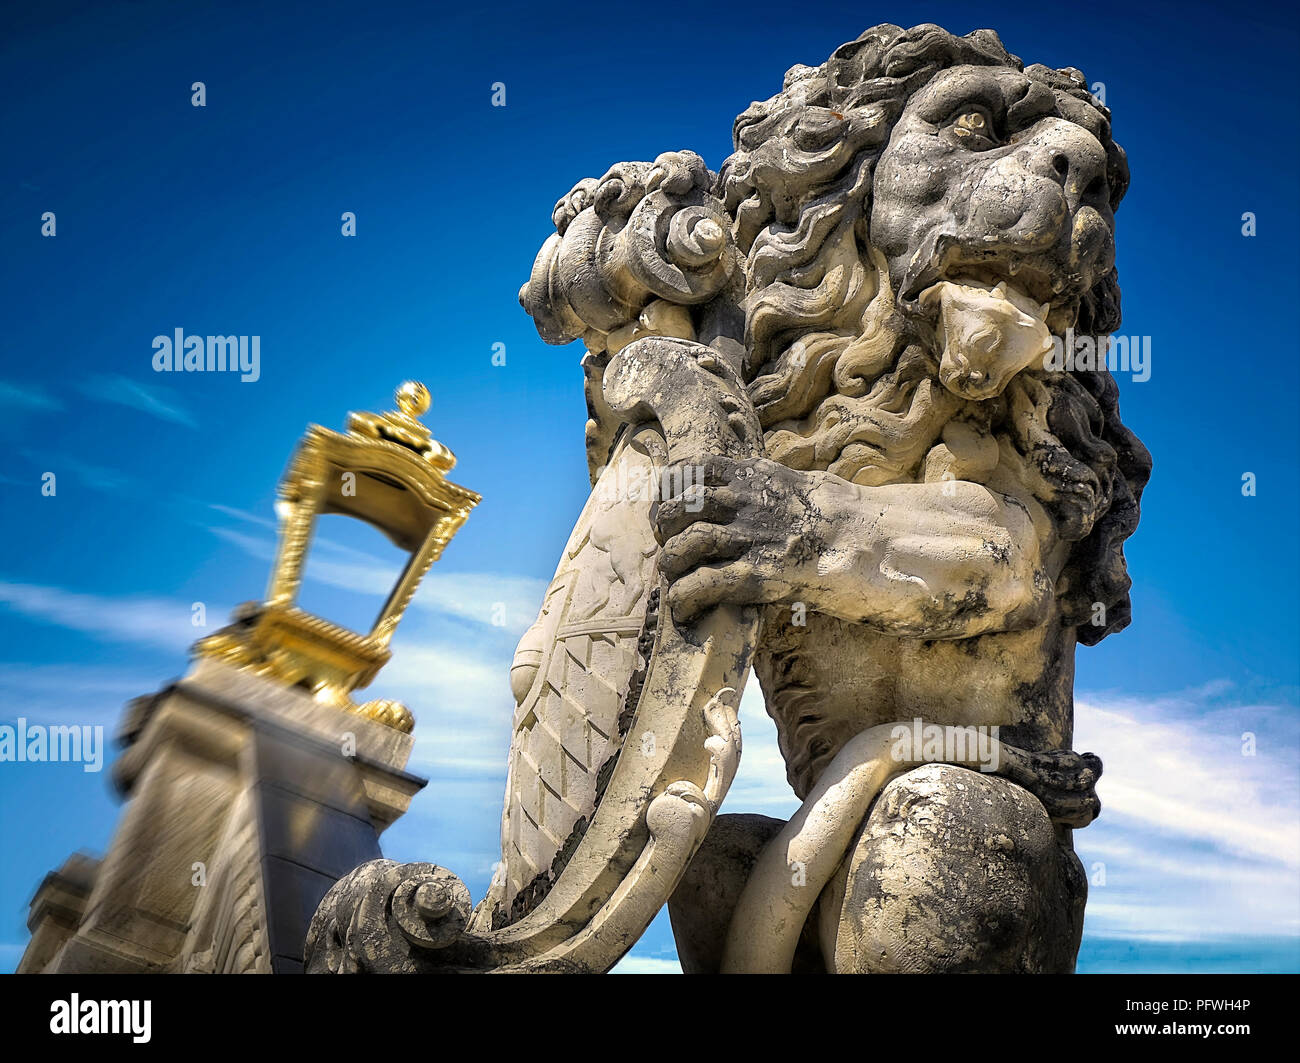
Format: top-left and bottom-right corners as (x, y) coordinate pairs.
(948, 110), (998, 148)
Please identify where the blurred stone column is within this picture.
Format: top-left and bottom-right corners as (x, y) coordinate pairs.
(21, 656), (425, 974)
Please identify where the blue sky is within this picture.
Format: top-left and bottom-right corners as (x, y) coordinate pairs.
(1, 0), (1297, 974)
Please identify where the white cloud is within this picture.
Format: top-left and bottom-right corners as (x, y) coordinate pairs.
(375, 642), (515, 777)
(19, 451), (134, 493)
(1076, 691), (1299, 868)
(0, 381), (61, 412)
(719, 675), (801, 820)
(0, 563), (526, 777)
(416, 572), (548, 633)
(207, 503), (276, 531)
(0, 580), (210, 653)
(1073, 685), (1300, 943)
(0, 663), (164, 727)
(78, 374), (197, 428)
(610, 955), (682, 974)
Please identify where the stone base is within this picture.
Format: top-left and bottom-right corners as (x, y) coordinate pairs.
(20, 658), (426, 974)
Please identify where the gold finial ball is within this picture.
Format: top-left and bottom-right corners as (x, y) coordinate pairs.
(396, 380), (430, 418)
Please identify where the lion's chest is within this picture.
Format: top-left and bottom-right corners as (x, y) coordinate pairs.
(752, 607), (1070, 797)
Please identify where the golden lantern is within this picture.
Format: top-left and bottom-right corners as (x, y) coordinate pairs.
(196, 382), (480, 733)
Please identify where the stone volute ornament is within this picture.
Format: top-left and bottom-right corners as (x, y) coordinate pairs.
(197, 382), (480, 734)
(305, 23), (1150, 974)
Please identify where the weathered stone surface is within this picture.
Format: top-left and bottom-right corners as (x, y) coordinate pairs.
(17, 853), (100, 974)
(668, 814), (824, 975)
(825, 763), (1089, 973)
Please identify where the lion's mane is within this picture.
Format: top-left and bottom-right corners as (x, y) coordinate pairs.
(714, 23), (1151, 643)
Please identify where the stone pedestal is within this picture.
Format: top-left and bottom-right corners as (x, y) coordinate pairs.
(19, 657), (425, 974)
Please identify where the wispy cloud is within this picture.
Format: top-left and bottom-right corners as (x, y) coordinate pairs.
(78, 373), (197, 428)
(0, 580), (215, 652)
(377, 642), (515, 776)
(611, 956), (682, 974)
(1079, 703), (1297, 869)
(0, 663), (167, 727)
(207, 503), (276, 531)
(1073, 684), (1300, 943)
(0, 380), (61, 412)
(18, 449), (135, 494)
(718, 676), (800, 819)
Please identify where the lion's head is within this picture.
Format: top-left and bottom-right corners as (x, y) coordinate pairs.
(522, 23), (1150, 645)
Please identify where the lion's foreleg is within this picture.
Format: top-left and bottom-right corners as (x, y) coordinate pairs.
(719, 722), (1007, 973)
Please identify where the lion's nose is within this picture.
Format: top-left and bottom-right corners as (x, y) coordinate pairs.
(1029, 121), (1110, 214)
(1049, 149), (1109, 213)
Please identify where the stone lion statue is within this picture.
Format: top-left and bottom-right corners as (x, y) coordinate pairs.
(518, 22), (1151, 973)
